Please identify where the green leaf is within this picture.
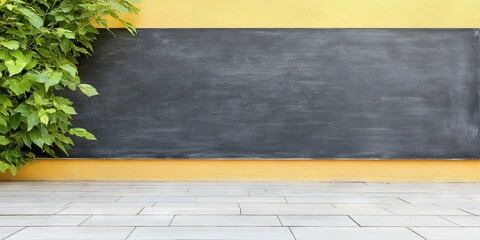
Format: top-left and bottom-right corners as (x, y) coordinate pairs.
(46, 71), (62, 92)
(108, 1), (129, 13)
(55, 140), (69, 156)
(78, 84), (99, 97)
(24, 59), (38, 70)
(26, 113), (40, 131)
(4, 78), (31, 96)
(17, 7), (44, 29)
(0, 94), (12, 108)
(60, 63), (77, 77)
(128, 0), (141, 4)
(0, 118), (7, 127)
(5, 59), (27, 76)
(14, 103), (30, 117)
(38, 109), (49, 125)
(9, 114), (22, 130)
(0, 136), (11, 145)
(0, 49), (8, 59)
(8, 165), (16, 176)
(22, 134), (32, 148)
(58, 105), (76, 115)
(60, 40), (71, 52)
(0, 40), (19, 50)
(0, 162), (10, 174)
(56, 28), (76, 39)
(69, 128), (97, 140)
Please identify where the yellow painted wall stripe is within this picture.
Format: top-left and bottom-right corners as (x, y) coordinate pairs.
(105, 0), (480, 28)
(1, 159), (480, 182)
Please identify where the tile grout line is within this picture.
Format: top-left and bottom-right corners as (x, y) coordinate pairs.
(397, 197), (411, 204)
(1, 227), (25, 240)
(168, 215), (176, 227)
(347, 215), (361, 227)
(407, 227), (428, 240)
(124, 226), (136, 240)
(458, 209), (477, 216)
(439, 215), (461, 226)
(136, 207), (145, 215)
(469, 198), (480, 203)
(77, 215), (93, 227)
(288, 226), (297, 240)
(53, 206), (68, 215)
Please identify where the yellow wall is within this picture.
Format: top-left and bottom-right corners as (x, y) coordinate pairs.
(5, 0), (480, 181)
(107, 0), (480, 28)
(1, 159), (480, 182)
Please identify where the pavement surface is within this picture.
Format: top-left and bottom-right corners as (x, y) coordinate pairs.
(0, 181), (479, 239)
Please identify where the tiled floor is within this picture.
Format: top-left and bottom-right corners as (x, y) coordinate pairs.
(0, 182), (479, 239)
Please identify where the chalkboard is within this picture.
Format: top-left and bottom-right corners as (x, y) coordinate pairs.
(68, 29), (480, 159)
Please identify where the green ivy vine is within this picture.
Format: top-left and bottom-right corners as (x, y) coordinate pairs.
(0, 0), (138, 174)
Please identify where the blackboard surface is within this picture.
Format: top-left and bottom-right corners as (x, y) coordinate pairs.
(69, 29), (480, 159)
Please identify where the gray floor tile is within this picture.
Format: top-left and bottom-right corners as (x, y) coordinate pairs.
(241, 204), (390, 215)
(118, 196), (196, 203)
(285, 197), (404, 204)
(385, 206), (471, 215)
(128, 227), (294, 239)
(442, 216), (480, 226)
(0, 191), (53, 197)
(411, 227), (480, 240)
(196, 197), (286, 203)
(401, 198), (480, 207)
(6, 227), (133, 240)
(0, 202), (71, 208)
(129, 186), (190, 191)
(291, 227), (424, 240)
(161, 190), (252, 197)
(82, 215), (173, 226)
(153, 203), (239, 208)
(331, 203), (419, 208)
(49, 191), (85, 197)
(351, 215), (456, 226)
(171, 215), (281, 226)
(251, 191), (325, 197)
(239, 203), (335, 208)
(0, 182), (479, 240)
(57, 207), (142, 215)
(0, 196), (120, 202)
(80, 186), (133, 191)
(68, 202), (154, 208)
(0, 216), (88, 227)
(141, 206), (240, 215)
(0, 207), (63, 215)
(81, 191), (162, 197)
(0, 227), (22, 239)
(279, 216), (357, 226)
(458, 208), (480, 215)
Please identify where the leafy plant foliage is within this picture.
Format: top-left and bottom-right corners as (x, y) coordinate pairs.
(0, 0), (138, 174)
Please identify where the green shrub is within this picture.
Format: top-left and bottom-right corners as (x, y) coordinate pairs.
(0, 0), (138, 174)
